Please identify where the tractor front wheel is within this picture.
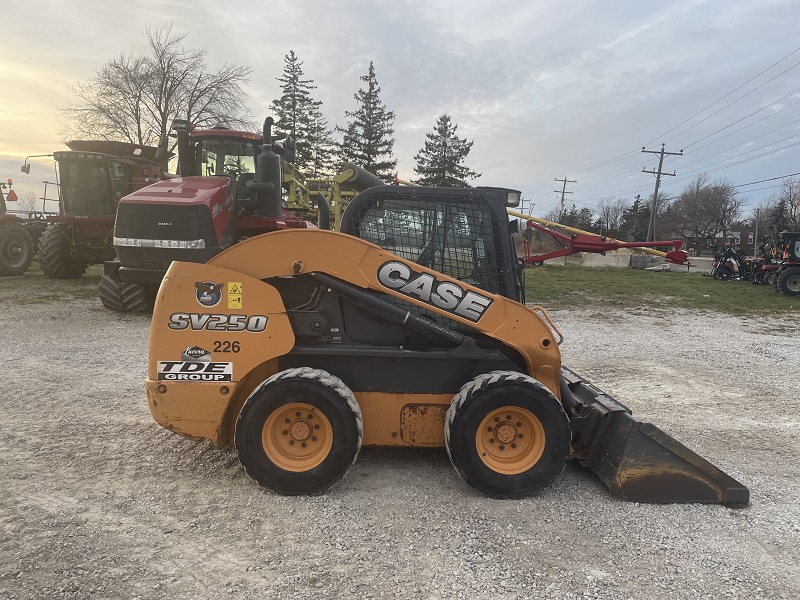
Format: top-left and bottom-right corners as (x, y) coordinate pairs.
(235, 368), (362, 495)
(0, 221), (34, 276)
(37, 224), (88, 279)
(777, 266), (800, 296)
(445, 371), (570, 499)
(98, 275), (152, 313)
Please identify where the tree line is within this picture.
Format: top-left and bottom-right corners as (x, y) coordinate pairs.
(61, 26), (799, 250)
(61, 26), (479, 188)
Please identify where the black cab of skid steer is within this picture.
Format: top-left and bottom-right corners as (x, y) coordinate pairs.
(340, 185), (524, 304)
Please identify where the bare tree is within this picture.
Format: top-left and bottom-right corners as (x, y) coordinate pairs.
(596, 196), (629, 235)
(16, 191), (40, 214)
(61, 24), (255, 163)
(666, 174), (743, 249)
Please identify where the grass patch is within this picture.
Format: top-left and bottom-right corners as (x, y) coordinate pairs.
(524, 265), (798, 315)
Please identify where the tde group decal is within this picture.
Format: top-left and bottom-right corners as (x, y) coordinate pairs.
(158, 346), (232, 381)
(377, 260), (493, 323)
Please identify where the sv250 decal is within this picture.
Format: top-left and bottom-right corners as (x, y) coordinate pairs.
(168, 313), (268, 332)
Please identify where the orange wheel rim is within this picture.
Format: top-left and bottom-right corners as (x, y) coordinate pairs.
(262, 403), (333, 472)
(475, 406), (546, 475)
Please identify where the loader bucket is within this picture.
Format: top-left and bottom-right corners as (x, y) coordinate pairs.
(563, 368), (749, 506)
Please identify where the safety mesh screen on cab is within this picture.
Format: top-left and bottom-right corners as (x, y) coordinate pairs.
(342, 191), (507, 296)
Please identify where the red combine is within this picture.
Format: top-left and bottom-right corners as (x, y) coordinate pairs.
(1, 142), (167, 278)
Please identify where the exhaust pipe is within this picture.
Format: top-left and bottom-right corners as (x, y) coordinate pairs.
(316, 192), (330, 230)
(247, 117), (283, 218)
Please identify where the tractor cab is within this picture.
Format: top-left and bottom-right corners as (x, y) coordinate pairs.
(172, 121), (264, 209)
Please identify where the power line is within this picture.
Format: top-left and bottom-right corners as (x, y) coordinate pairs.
(644, 45), (800, 147)
(732, 171), (800, 187)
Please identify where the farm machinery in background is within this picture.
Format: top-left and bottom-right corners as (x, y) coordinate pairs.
(507, 211), (691, 267)
(0, 142), (167, 277)
(772, 230), (800, 296)
(711, 243), (778, 285)
(0, 178), (37, 275)
(100, 117), (383, 312)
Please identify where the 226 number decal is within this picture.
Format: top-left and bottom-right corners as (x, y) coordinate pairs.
(213, 340), (240, 353)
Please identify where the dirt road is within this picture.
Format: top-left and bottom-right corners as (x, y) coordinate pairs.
(1, 270), (798, 599)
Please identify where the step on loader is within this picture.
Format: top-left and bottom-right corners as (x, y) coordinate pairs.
(146, 149), (749, 504)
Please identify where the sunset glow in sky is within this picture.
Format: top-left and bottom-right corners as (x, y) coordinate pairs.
(2, 0), (798, 216)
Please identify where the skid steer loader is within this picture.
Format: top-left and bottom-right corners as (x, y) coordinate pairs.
(146, 125), (748, 504)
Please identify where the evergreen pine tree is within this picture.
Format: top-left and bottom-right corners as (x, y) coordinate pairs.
(413, 114), (480, 187)
(270, 51), (335, 175)
(336, 62), (397, 180)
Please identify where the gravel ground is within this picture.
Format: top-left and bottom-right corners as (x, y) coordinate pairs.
(1, 271), (798, 600)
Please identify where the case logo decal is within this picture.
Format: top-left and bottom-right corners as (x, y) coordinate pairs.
(377, 260), (493, 323)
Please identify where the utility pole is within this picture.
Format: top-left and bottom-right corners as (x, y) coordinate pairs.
(642, 144), (682, 242)
(554, 176), (576, 222)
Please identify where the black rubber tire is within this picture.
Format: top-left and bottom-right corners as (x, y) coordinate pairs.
(235, 367), (363, 495)
(713, 265), (732, 281)
(98, 274), (151, 313)
(763, 272), (777, 287)
(777, 266), (800, 296)
(0, 221), (34, 276)
(445, 371), (570, 499)
(36, 224), (88, 279)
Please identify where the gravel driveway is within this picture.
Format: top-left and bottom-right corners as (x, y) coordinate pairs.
(1, 270), (798, 600)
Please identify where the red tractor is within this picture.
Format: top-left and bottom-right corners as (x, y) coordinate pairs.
(100, 117), (355, 312)
(774, 230), (800, 296)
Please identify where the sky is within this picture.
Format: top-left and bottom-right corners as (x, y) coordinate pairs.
(1, 0), (799, 219)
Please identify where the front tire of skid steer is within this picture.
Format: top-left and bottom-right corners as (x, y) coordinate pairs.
(235, 368), (362, 495)
(445, 371), (570, 499)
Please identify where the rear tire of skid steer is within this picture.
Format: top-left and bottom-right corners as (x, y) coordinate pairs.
(777, 266), (800, 296)
(235, 368), (362, 495)
(445, 371), (570, 499)
(36, 224), (88, 279)
(98, 275), (151, 313)
(0, 222), (34, 275)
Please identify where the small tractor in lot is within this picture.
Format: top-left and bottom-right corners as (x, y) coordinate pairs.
(711, 244), (777, 284)
(3, 142), (167, 278)
(773, 230), (800, 296)
(143, 137), (749, 505)
(100, 118), (382, 313)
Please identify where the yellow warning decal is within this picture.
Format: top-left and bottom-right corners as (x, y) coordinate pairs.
(228, 282), (243, 309)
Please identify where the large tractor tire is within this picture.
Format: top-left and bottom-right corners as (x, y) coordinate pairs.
(777, 266), (800, 296)
(235, 368), (363, 495)
(36, 224), (88, 279)
(0, 221), (34, 276)
(445, 371), (570, 499)
(98, 275), (151, 313)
